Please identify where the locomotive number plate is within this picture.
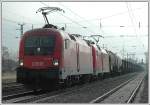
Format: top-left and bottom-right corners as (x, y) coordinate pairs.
(32, 62), (44, 66)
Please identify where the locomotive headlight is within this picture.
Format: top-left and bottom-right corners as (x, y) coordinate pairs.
(19, 60), (23, 66)
(53, 59), (59, 66)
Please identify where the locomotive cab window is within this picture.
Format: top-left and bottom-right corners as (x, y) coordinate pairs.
(24, 35), (55, 55)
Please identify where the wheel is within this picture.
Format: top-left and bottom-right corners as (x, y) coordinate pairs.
(65, 78), (72, 88)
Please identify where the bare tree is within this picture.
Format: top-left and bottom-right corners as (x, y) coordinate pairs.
(2, 46), (9, 60)
(2, 46), (17, 72)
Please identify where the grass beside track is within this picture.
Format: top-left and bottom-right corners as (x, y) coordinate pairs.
(2, 71), (16, 84)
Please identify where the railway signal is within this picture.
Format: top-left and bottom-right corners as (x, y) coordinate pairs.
(16, 23), (25, 37)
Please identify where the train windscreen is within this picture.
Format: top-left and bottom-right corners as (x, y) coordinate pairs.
(24, 35), (55, 55)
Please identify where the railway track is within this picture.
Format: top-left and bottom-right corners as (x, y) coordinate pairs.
(3, 90), (37, 100)
(2, 72), (143, 103)
(8, 88), (67, 103)
(2, 84), (32, 96)
(3, 82), (89, 103)
(2, 82), (25, 95)
(2, 83), (42, 100)
(3, 83), (24, 89)
(127, 78), (144, 103)
(2, 78), (16, 85)
(34, 72), (140, 103)
(2, 82), (20, 89)
(2, 82), (17, 86)
(90, 72), (145, 103)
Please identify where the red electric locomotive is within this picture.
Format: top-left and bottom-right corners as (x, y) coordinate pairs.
(17, 24), (94, 87)
(16, 7), (94, 88)
(17, 27), (62, 84)
(92, 44), (110, 79)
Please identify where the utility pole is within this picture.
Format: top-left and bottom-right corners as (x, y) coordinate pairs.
(16, 23), (25, 37)
(32, 24), (34, 30)
(139, 21), (140, 29)
(100, 19), (102, 29)
(127, 53), (128, 61)
(103, 44), (105, 49)
(122, 47), (125, 59)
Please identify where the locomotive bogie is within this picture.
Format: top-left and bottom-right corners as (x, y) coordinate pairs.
(17, 67), (60, 88)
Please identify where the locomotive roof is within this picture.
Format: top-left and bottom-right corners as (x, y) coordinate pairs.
(72, 35), (91, 46)
(106, 50), (116, 56)
(24, 28), (61, 35)
(92, 44), (101, 51)
(101, 48), (108, 54)
(61, 32), (92, 47)
(23, 28), (93, 47)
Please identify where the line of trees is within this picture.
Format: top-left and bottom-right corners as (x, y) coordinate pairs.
(2, 46), (18, 72)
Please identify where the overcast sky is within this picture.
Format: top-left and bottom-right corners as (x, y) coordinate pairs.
(2, 2), (148, 62)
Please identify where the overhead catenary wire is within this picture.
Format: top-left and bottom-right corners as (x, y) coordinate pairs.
(125, 3), (144, 58)
(70, 4), (147, 23)
(40, 1), (97, 35)
(57, 2), (147, 55)
(129, 3), (147, 50)
(126, 2), (146, 51)
(3, 3), (147, 38)
(57, 2), (108, 50)
(3, 3), (147, 54)
(103, 35), (147, 38)
(126, 2), (137, 37)
(37, 3), (146, 25)
(2, 2), (147, 62)
(3, 18), (18, 24)
(57, 2), (107, 47)
(3, 4), (147, 29)
(41, 2), (147, 58)
(2, 17), (43, 26)
(3, 2), (147, 27)
(58, 2), (100, 33)
(3, 17), (47, 32)
(3, 9), (42, 25)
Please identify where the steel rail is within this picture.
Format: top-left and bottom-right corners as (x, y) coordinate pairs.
(3, 84), (24, 89)
(12, 87), (81, 103)
(89, 77), (136, 103)
(13, 90), (60, 103)
(33, 86), (84, 103)
(2, 90), (34, 100)
(126, 78), (144, 103)
(35, 73), (139, 103)
(3, 72), (140, 103)
(2, 89), (42, 100)
(2, 82), (17, 86)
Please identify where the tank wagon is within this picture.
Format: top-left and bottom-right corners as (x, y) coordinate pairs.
(121, 59), (143, 74)
(106, 50), (122, 75)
